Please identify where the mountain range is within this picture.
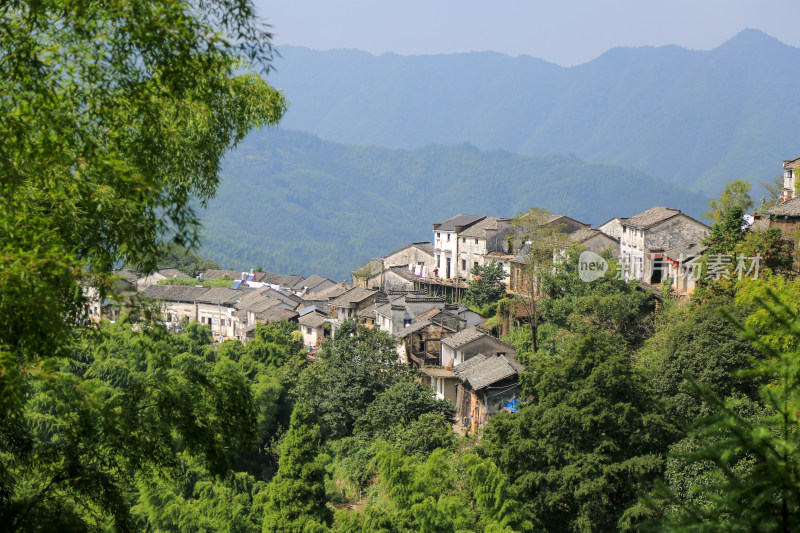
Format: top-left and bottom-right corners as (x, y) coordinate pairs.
(265, 29), (800, 195)
(200, 129), (707, 280)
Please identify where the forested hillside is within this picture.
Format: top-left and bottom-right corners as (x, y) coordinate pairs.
(200, 129), (707, 279)
(266, 29), (800, 194)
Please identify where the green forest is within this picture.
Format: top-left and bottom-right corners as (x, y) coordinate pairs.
(3, 1), (800, 531)
(202, 129), (707, 280)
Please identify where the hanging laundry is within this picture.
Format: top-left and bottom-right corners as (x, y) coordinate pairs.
(414, 265), (422, 276)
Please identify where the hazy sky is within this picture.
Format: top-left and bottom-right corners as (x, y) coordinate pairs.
(255, 0), (799, 66)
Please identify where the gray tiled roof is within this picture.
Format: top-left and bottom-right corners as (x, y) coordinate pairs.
(783, 156), (800, 170)
(441, 326), (489, 349)
(330, 287), (380, 308)
(410, 242), (434, 255)
(257, 307), (298, 323)
(260, 273), (305, 288)
(383, 241), (435, 259)
(297, 305), (329, 317)
(298, 275), (334, 291)
(233, 291), (287, 314)
(157, 268), (190, 278)
(387, 265), (419, 282)
(433, 214), (485, 232)
(196, 287), (242, 306)
(767, 196), (800, 216)
(569, 228), (619, 244)
(298, 312), (328, 328)
(453, 353), (523, 390)
(452, 353), (488, 378)
(140, 284), (209, 302)
(623, 207), (681, 230)
(458, 217), (510, 238)
(308, 283), (350, 301)
(114, 269), (141, 282)
(394, 318), (432, 338)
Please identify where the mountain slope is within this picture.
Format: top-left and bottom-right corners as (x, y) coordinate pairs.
(266, 30), (800, 194)
(199, 129), (707, 280)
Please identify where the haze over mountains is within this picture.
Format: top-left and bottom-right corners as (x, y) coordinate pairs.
(198, 29), (795, 278)
(267, 29), (800, 195)
(203, 129), (706, 280)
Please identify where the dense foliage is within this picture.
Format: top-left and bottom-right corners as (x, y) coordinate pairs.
(465, 261), (508, 308)
(6, 4), (800, 530)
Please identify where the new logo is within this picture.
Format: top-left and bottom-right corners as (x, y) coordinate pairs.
(578, 251), (608, 282)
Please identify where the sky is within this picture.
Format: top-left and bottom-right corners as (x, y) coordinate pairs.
(255, 0), (800, 66)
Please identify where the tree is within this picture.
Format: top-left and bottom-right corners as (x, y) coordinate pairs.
(355, 381), (455, 442)
(481, 331), (676, 532)
(150, 244), (222, 277)
(0, 0), (286, 418)
(261, 404), (332, 532)
(703, 179), (753, 223)
(537, 245), (656, 357)
(635, 297), (762, 426)
(648, 291), (800, 532)
(366, 447), (527, 532)
(757, 174), (785, 214)
(464, 261), (507, 308)
(738, 227), (793, 274)
(0, 1), (286, 524)
(509, 208), (570, 355)
(693, 205), (747, 302)
(294, 320), (411, 439)
(5, 320), (277, 530)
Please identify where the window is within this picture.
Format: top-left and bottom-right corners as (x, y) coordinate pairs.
(475, 238), (478, 244)
(462, 237), (465, 243)
(306, 327), (312, 334)
(436, 232), (440, 238)
(462, 259), (466, 270)
(474, 261), (479, 268)
(436, 255), (440, 267)
(446, 234), (450, 242)
(404, 318), (412, 327)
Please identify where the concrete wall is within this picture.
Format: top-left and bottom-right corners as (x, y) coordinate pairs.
(434, 230), (459, 279)
(385, 245), (434, 270)
(581, 234), (619, 256)
(301, 324), (324, 349)
(597, 218), (624, 240)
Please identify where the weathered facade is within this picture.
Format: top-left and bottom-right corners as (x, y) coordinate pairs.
(456, 217), (512, 281)
(452, 353), (524, 432)
(619, 206), (710, 284)
(352, 242), (435, 289)
(568, 228), (619, 256)
(440, 326), (516, 367)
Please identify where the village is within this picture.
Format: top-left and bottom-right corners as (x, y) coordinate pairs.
(89, 157), (800, 434)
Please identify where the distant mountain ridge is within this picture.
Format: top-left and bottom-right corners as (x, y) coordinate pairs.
(266, 29), (800, 194)
(200, 129), (707, 280)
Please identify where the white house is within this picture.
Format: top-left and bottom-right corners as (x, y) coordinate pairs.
(433, 215), (486, 280)
(619, 206), (710, 284)
(455, 216), (512, 281)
